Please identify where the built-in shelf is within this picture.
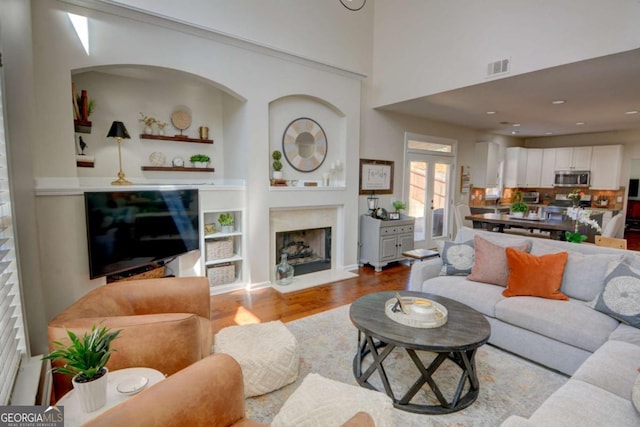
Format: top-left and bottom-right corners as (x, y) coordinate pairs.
(74, 120), (92, 133)
(141, 166), (215, 172)
(140, 134), (213, 144)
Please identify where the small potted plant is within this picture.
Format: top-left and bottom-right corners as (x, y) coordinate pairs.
(392, 200), (406, 213)
(43, 324), (121, 413)
(510, 192), (529, 218)
(272, 150), (283, 179)
(218, 212), (234, 233)
(190, 154), (211, 168)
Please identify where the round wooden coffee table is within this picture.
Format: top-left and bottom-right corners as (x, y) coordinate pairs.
(350, 291), (491, 414)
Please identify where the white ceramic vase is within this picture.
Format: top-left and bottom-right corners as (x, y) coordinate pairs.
(221, 225), (234, 233)
(72, 368), (108, 413)
(144, 125), (152, 135)
(510, 211), (524, 219)
(193, 162), (209, 168)
(273, 171), (283, 179)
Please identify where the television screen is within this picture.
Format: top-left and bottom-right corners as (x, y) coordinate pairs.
(85, 189), (199, 279)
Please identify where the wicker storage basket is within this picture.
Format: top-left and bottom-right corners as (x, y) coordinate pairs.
(207, 264), (236, 286)
(206, 239), (234, 261)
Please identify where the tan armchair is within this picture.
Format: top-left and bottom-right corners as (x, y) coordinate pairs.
(84, 353), (374, 427)
(48, 277), (212, 400)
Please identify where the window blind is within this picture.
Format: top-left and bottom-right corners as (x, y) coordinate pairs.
(0, 71), (27, 405)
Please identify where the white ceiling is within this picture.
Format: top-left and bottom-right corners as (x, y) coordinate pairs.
(377, 48), (640, 139)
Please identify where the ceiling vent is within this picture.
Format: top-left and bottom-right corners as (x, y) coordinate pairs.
(487, 58), (510, 77)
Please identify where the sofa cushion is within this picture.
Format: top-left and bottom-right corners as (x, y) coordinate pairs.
(588, 262), (640, 328)
(495, 297), (619, 352)
(502, 248), (569, 300)
(633, 372), (640, 415)
(571, 339), (640, 399)
(439, 240), (474, 276)
(526, 380), (640, 427)
(558, 253), (623, 301)
(419, 276), (505, 317)
(467, 235), (531, 287)
(610, 323), (640, 346)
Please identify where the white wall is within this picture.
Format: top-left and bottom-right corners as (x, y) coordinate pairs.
(97, 0), (374, 76)
(0, 0), (48, 355)
(372, 0), (640, 108)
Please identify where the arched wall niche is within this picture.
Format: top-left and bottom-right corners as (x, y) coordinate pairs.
(268, 94), (346, 183)
(70, 64), (248, 182)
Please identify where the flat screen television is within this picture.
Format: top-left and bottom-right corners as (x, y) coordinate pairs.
(84, 189), (199, 279)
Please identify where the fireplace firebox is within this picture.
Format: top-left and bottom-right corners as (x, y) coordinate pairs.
(275, 227), (331, 276)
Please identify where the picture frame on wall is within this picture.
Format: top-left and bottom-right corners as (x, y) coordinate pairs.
(359, 159), (393, 195)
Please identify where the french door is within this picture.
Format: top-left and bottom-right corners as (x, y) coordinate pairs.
(404, 134), (455, 250)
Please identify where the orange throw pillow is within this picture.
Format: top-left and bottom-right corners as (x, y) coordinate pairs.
(503, 247), (569, 300)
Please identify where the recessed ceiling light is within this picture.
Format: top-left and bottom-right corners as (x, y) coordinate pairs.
(576, 122), (585, 126)
(545, 132), (554, 135)
(551, 100), (566, 105)
(486, 111), (497, 115)
(626, 110), (639, 115)
(511, 131), (519, 135)
(512, 123), (521, 127)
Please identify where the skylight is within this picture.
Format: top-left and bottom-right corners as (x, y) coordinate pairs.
(67, 13), (89, 55)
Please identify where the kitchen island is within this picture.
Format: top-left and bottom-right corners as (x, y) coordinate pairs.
(465, 212), (603, 242)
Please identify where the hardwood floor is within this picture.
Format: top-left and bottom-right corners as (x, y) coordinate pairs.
(210, 263), (411, 334)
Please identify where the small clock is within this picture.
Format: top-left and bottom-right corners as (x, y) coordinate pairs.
(172, 157), (184, 167)
(171, 110), (192, 134)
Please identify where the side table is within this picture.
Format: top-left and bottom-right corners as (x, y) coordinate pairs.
(56, 367), (165, 426)
(402, 248), (439, 265)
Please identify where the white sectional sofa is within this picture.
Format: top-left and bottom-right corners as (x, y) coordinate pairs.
(409, 227), (640, 426)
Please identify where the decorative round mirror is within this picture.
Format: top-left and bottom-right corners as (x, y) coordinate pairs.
(282, 117), (327, 172)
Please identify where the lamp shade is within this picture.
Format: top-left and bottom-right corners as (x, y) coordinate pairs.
(107, 121), (131, 139)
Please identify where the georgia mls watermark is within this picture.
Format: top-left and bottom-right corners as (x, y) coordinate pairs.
(0, 406), (63, 427)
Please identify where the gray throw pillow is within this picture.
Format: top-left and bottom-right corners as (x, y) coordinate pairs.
(588, 262), (640, 328)
(439, 240), (474, 276)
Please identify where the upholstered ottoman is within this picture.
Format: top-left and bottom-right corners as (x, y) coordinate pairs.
(214, 320), (299, 397)
(271, 373), (394, 427)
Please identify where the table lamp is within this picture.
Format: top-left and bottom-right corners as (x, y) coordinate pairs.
(107, 121), (132, 185)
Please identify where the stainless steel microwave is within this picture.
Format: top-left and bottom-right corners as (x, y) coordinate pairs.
(554, 170), (590, 187)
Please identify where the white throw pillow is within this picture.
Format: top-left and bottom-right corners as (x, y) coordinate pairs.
(271, 373), (394, 427)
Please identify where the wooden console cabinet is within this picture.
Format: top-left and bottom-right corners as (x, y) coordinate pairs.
(359, 214), (415, 272)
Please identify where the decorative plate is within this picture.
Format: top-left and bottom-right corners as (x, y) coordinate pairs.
(116, 375), (148, 395)
(171, 110), (192, 131)
(385, 297), (448, 329)
(149, 152), (166, 166)
(172, 157), (184, 167)
(282, 117), (327, 172)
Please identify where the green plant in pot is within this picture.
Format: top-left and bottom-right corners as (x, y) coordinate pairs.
(218, 212), (235, 233)
(510, 191), (528, 218)
(272, 150), (283, 179)
(392, 200), (406, 213)
(43, 324), (121, 413)
(190, 154), (211, 168)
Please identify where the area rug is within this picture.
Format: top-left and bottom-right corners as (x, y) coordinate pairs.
(245, 304), (568, 426)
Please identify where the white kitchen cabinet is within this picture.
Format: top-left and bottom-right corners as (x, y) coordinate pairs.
(590, 145), (623, 190)
(524, 149), (542, 187)
(472, 142), (500, 188)
(555, 147), (592, 170)
(359, 214), (414, 272)
(504, 147), (527, 187)
(540, 148), (557, 188)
